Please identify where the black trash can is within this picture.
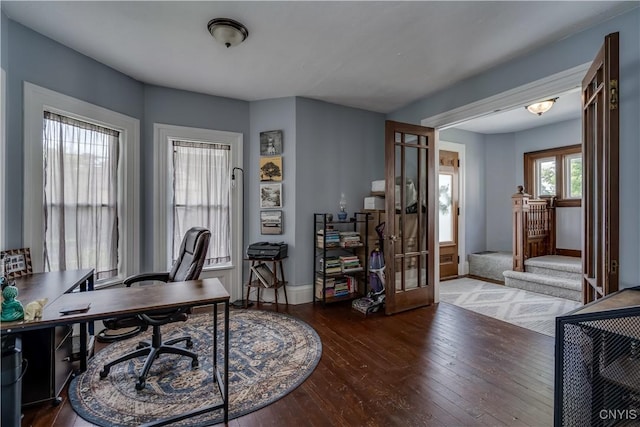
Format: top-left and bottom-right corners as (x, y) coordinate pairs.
(1, 335), (24, 427)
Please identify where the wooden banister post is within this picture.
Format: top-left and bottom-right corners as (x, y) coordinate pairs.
(512, 186), (529, 272)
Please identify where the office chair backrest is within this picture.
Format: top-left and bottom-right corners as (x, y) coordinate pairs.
(168, 227), (211, 282)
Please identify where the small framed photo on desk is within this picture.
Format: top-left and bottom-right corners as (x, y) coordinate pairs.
(1, 247), (33, 279)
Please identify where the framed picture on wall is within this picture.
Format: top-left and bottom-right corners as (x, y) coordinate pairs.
(1, 247), (33, 279)
(259, 156), (283, 181)
(260, 130), (283, 155)
(260, 183), (282, 208)
(260, 210), (283, 235)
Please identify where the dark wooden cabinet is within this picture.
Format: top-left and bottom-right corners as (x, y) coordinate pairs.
(21, 326), (74, 406)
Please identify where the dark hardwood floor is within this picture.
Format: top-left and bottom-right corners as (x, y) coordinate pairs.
(21, 301), (555, 426)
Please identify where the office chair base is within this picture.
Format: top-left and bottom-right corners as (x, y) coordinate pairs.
(99, 339), (199, 390)
(96, 326), (146, 343)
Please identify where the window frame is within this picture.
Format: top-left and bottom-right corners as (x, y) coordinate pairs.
(523, 144), (582, 207)
(23, 82), (140, 285)
(153, 123), (243, 273)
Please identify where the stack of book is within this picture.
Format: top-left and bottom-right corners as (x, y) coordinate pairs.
(317, 229), (340, 248)
(339, 255), (363, 272)
(315, 276), (336, 299)
(339, 231), (362, 247)
(320, 256), (342, 274)
(333, 275), (358, 297)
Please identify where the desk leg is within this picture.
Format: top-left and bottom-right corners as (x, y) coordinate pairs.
(224, 300), (229, 423)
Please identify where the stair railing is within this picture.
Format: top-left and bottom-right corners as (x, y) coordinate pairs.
(512, 186), (556, 271)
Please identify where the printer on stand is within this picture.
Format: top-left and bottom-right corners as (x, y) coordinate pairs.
(246, 242), (288, 260)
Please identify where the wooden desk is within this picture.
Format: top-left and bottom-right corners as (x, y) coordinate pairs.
(244, 257), (288, 308)
(1, 269), (94, 406)
(2, 278), (231, 425)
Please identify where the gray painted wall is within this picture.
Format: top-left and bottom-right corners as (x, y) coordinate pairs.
(1, 12), (8, 69)
(484, 133), (516, 252)
(248, 97), (296, 287)
(143, 85), (250, 270)
(391, 8), (640, 288)
(4, 19), (144, 250)
(482, 119), (582, 252)
(295, 97), (385, 287)
(438, 128), (487, 258)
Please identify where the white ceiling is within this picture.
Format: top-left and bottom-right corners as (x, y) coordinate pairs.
(2, 1), (637, 133)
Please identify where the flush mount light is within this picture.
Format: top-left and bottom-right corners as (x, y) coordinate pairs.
(207, 18), (249, 48)
(525, 98), (558, 116)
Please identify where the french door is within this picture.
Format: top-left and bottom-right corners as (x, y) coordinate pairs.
(582, 32), (619, 304)
(384, 120), (435, 314)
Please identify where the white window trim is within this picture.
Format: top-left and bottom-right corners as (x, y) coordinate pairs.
(153, 123), (243, 274)
(23, 82), (140, 281)
(564, 152), (582, 199)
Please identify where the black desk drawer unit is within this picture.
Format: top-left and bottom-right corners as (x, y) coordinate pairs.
(21, 326), (73, 406)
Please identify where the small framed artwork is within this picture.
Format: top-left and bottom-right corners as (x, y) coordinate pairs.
(260, 183), (282, 208)
(261, 210), (283, 235)
(260, 130), (283, 155)
(259, 156), (283, 181)
(1, 247), (33, 279)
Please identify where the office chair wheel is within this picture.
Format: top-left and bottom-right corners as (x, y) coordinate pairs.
(186, 339), (193, 349)
(135, 379), (146, 390)
(99, 368), (110, 379)
(191, 358), (199, 368)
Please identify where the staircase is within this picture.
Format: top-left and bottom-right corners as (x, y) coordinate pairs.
(503, 255), (582, 302)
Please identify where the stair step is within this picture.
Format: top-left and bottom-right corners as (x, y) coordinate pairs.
(524, 255), (581, 273)
(503, 270), (581, 302)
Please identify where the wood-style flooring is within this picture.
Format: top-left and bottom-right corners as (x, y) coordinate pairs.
(21, 301), (555, 426)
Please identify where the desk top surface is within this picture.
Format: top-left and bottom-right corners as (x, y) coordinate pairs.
(10, 269), (94, 305)
(1, 277), (229, 333)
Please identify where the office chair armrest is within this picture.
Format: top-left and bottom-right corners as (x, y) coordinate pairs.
(123, 272), (170, 287)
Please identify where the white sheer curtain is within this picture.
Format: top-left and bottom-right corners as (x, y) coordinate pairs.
(172, 140), (231, 266)
(43, 111), (119, 280)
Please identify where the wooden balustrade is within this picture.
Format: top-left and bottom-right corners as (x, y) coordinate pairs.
(512, 186), (556, 271)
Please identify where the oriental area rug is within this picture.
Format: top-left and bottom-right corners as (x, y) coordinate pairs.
(69, 310), (322, 426)
(439, 277), (581, 337)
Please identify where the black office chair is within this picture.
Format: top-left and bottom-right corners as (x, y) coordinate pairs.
(99, 226), (211, 390)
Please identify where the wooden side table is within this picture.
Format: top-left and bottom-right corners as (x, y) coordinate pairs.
(244, 257), (288, 308)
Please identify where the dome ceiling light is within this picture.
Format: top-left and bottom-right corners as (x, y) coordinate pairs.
(207, 18), (249, 48)
(525, 97), (559, 116)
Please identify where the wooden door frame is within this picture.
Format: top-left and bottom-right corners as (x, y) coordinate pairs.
(421, 64), (590, 302)
(438, 141), (466, 281)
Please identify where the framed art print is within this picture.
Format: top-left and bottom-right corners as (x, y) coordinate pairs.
(259, 130), (283, 155)
(1, 247), (33, 279)
(260, 183), (282, 208)
(260, 210), (283, 235)
(259, 156), (283, 181)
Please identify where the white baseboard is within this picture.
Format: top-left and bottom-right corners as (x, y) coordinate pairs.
(246, 284), (314, 305)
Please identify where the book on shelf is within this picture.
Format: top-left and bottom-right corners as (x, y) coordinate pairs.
(251, 263), (275, 287)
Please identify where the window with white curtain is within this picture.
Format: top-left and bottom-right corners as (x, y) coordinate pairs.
(43, 111), (120, 280)
(172, 140), (231, 267)
(24, 82), (140, 282)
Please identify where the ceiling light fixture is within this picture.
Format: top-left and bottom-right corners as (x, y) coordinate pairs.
(207, 18), (249, 48)
(525, 98), (558, 116)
